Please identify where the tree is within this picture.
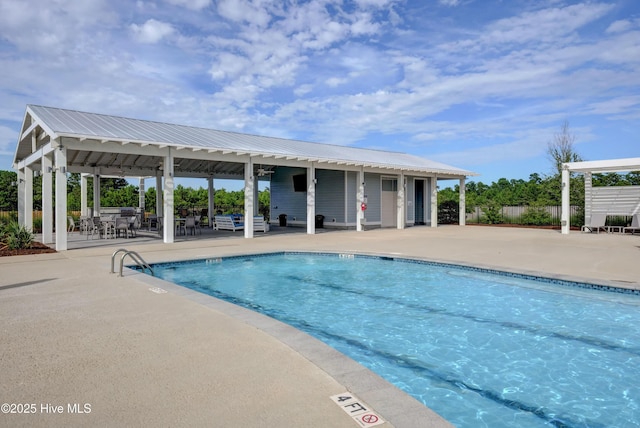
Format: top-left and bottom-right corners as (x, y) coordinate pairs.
(547, 120), (582, 175)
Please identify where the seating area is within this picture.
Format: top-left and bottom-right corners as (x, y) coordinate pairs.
(582, 213), (640, 234)
(77, 214), (141, 240)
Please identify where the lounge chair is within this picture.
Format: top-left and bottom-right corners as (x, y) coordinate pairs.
(214, 215), (244, 232)
(253, 216), (269, 232)
(581, 213), (607, 233)
(623, 214), (640, 235)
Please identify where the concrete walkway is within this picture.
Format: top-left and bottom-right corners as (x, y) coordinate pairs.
(1, 226), (638, 428)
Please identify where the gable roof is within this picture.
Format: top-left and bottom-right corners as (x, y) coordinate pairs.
(15, 105), (475, 179)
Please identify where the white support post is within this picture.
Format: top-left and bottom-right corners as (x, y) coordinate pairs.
(54, 146), (68, 251)
(17, 169), (25, 225)
(80, 173), (88, 217)
(244, 158), (254, 238)
(307, 164), (316, 235)
(357, 169), (365, 231)
(93, 169), (100, 217)
(397, 172), (405, 229)
(155, 172), (163, 218)
(138, 177), (145, 215)
(24, 165), (33, 232)
(430, 176), (438, 227)
(42, 155), (53, 244)
(459, 177), (466, 226)
(561, 166), (570, 235)
(207, 177), (215, 227)
(163, 151), (175, 243)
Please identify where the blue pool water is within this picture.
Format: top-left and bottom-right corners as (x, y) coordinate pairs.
(146, 253), (640, 427)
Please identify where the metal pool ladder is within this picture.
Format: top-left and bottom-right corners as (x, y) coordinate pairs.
(111, 248), (154, 277)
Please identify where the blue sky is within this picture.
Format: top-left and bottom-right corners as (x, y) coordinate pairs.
(0, 0), (638, 191)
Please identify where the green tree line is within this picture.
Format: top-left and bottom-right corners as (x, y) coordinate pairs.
(0, 171), (270, 218)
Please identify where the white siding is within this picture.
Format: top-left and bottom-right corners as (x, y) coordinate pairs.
(591, 186), (640, 215)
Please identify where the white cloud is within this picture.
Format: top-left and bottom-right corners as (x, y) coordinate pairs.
(606, 19), (632, 34)
(130, 19), (175, 43)
(165, 0), (211, 11)
(439, 0), (461, 6)
(216, 0), (271, 27)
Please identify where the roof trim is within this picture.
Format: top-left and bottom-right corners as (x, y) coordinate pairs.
(564, 157), (640, 173)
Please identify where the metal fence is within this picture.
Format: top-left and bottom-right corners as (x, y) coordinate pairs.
(465, 205), (584, 227)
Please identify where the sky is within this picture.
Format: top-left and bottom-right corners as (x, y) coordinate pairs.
(0, 0), (639, 191)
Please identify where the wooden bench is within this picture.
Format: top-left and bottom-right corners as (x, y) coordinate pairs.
(214, 215), (244, 232)
(253, 216), (269, 232)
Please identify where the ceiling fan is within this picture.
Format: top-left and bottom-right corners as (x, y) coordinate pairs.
(256, 166), (275, 177)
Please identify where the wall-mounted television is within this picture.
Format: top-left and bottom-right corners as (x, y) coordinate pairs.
(292, 173), (306, 192)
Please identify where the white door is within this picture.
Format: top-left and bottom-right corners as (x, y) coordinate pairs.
(381, 178), (397, 227)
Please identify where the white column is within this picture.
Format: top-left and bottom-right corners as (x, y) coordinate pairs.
(307, 165), (316, 235)
(138, 177), (145, 214)
(17, 169), (25, 225)
(24, 165), (33, 231)
(55, 146), (68, 251)
(207, 177), (215, 226)
(80, 173), (88, 217)
(163, 151), (175, 243)
(397, 172), (405, 229)
(42, 155), (53, 243)
(459, 177), (466, 226)
(155, 172), (163, 218)
(430, 176), (438, 228)
(244, 158), (254, 238)
(561, 166), (571, 235)
(356, 169), (365, 231)
(93, 169), (100, 217)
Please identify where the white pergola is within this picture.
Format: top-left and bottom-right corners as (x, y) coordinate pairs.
(561, 157), (640, 234)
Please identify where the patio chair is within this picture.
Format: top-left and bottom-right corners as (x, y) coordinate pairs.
(67, 216), (76, 233)
(623, 214), (640, 235)
(128, 216), (140, 237)
(87, 217), (103, 240)
(115, 217), (129, 238)
(185, 216), (200, 235)
(581, 213), (607, 233)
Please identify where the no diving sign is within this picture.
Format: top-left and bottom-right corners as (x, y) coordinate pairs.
(330, 393), (385, 427)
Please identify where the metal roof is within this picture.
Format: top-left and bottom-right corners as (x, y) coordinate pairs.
(15, 105), (475, 179)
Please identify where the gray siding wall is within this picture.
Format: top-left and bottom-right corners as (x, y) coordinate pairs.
(270, 167), (308, 223)
(316, 169), (346, 223)
(346, 172), (357, 223)
(364, 173), (381, 223)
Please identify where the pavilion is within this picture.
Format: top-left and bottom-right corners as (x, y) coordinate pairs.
(13, 105), (475, 250)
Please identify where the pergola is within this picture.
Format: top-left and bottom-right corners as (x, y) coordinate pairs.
(561, 157), (640, 234)
(13, 105), (475, 250)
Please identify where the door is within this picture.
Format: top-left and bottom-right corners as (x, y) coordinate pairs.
(415, 179), (425, 225)
(381, 178), (397, 227)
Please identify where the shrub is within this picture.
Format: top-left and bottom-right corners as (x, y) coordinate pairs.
(520, 206), (552, 226)
(481, 201), (503, 224)
(2, 221), (34, 250)
(438, 200), (459, 224)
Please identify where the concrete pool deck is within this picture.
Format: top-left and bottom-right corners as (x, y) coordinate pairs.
(1, 225), (639, 427)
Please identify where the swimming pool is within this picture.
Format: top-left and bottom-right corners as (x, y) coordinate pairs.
(145, 252), (640, 427)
